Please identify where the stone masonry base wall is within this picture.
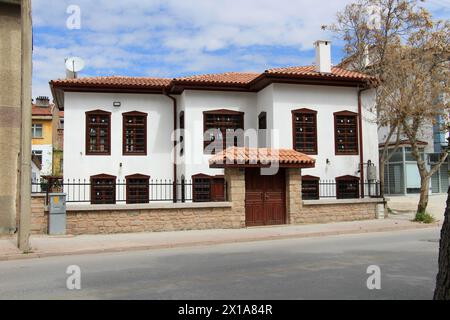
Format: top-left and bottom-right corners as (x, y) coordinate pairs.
(30, 196), (246, 236)
(30, 196), (379, 235)
(31, 195), (48, 234)
(66, 207), (244, 235)
(293, 203), (378, 224)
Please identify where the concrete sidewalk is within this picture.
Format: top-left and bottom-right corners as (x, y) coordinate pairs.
(386, 194), (447, 221)
(0, 216), (441, 262)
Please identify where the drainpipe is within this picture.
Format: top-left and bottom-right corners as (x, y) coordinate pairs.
(164, 91), (178, 203)
(358, 86), (370, 198)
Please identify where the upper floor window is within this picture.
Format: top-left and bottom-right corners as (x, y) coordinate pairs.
(258, 112), (267, 130)
(90, 174), (116, 204)
(179, 111), (185, 156)
(258, 112), (268, 148)
(32, 123), (43, 138)
(203, 110), (244, 153)
(126, 174), (150, 204)
(292, 109), (318, 155)
(334, 111), (359, 155)
(86, 110), (111, 155)
(123, 111), (147, 156)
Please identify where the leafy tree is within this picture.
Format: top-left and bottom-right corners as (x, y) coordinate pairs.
(327, 0), (448, 214)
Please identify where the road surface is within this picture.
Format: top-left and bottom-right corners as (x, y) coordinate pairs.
(0, 228), (441, 300)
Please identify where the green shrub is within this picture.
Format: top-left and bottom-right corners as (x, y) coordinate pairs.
(414, 211), (435, 224)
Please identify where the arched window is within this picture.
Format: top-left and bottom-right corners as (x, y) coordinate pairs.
(336, 175), (360, 199)
(90, 174), (116, 204)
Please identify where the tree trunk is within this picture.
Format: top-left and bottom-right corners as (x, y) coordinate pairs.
(380, 159), (386, 197)
(417, 177), (430, 214)
(434, 187), (450, 300)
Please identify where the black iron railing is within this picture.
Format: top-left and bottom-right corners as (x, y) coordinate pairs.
(31, 177), (380, 204)
(31, 178), (227, 204)
(302, 180), (382, 200)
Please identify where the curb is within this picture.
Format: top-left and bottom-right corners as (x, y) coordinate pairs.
(0, 222), (441, 262)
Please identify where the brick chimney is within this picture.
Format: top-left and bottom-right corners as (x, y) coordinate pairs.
(35, 96), (50, 107)
(314, 40), (332, 73)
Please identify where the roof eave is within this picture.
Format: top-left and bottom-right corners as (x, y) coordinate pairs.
(209, 162), (316, 169)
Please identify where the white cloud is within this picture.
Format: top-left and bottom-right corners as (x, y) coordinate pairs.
(31, 0), (448, 98)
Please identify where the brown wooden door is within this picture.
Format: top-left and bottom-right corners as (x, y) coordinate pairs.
(245, 168), (286, 227)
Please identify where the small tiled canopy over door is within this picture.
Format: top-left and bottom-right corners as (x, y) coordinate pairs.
(209, 147), (316, 228)
(245, 168), (286, 227)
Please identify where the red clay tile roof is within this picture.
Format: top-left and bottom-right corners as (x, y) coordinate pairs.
(51, 66), (374, 90)
(50, 76), (171, 88)
(174, 72), (260, 85)
(266, 66), (374, 81)
(32, 105), (53, 117)
(209, 147), (316, 168)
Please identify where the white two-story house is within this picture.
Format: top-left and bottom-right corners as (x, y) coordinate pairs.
(50, 41), (379, 205)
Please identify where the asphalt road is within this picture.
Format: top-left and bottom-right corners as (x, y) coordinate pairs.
(0, 228), (441, 300)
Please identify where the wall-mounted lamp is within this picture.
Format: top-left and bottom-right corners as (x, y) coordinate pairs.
(113, 101), (121, 108)
(119, 162), (123, 168)
(326, 159), (331, 165)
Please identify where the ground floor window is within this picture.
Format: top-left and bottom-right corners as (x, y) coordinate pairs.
(90, 174), (116, 204)
(192, 174), (226, 202)
(383, 147), (449, 195)
(336, 175), (360, 199)
(301, 175), (320, 200)
(126, 174), (150, 204)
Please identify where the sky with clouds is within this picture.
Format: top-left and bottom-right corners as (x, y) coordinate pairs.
(32, 0), (449, 99)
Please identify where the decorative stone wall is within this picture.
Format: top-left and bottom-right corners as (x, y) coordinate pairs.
(30, 169), (247, 236)
(31, 195), (48, 234)
(285, 169), (382, 224)
(225, 168), (246, 227)
(285, 168), (303, 224)
(294, 200), (379, 224)
(30, 169), (383, 236)
(66, 206), (241, 235)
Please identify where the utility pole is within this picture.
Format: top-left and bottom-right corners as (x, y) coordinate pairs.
(17, 0), (32, 252)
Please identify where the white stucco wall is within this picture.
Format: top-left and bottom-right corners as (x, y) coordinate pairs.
(32, 144), (52, 176)
(256, 85), (274, 148)
(31, 161), (41, 181)
(270, 83), (379, 180)
(63, 92), (174, 182)
(181, 90), (258, 180)
(64, 84), (379, 185)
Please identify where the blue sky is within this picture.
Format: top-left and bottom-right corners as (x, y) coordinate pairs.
(32, 0), (450, 99)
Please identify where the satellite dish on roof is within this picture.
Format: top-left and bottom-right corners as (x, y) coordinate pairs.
(65, 57), (85, 79)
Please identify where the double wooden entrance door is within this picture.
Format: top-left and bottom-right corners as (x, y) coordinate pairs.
(245, 168), (286, 227)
